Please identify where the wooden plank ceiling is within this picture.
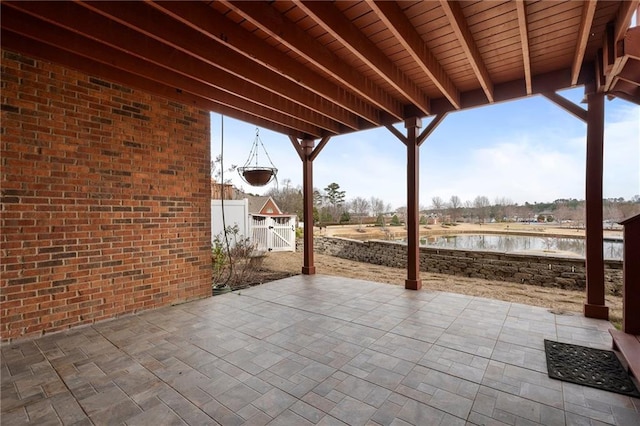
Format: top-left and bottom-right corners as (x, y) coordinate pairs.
(1, 1), (638, 139)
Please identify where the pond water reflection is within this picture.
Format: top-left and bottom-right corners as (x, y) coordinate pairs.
(416, 234), (622, 260)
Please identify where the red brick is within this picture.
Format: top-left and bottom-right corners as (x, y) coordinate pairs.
(2, 49), (212, 341)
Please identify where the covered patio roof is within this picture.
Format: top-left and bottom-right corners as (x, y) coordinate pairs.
(1, 1), (638, 139)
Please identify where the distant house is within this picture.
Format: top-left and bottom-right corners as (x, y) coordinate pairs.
(247, 196), (297, 252)
(211, 190), (295, 251)
(247, 196), (283, 216)
(537, 210), (555, 222)
(425, 213), (439, 225)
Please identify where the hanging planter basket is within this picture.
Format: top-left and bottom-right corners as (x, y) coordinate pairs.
(238, 166), (277, 187)
(238, 128), (278, 187)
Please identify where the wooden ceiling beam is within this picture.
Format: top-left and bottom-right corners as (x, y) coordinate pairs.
(515, 1), (533, 95)
(0, 13), (326, 138)
(439, 0), (494, 103)
(417, 114), (448, 147)
(614, 0), (640, 43)
(296, 0), (431, 116)
(542, 92), (588, 122)
(5, 1), (342, 135)
(149, 1), (382, 128)
(571, 1), (597, 86)
(603, 24), (640, 93)
(0, 31), (317, 138)
(366, 0), (460, 109)
(430, 67), (582, 115)
(607, 27), (640, 100)
(222, 0), (404, 121)
(78, 1), (359, 131)
(2, 5), (335, 137)
(609, 90), (640, 105)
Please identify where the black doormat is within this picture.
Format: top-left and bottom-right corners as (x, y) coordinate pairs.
(544, 340), (640, 397)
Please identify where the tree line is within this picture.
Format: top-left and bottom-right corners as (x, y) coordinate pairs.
(264, 180), (640, 226)
(265, 180), (391, 225)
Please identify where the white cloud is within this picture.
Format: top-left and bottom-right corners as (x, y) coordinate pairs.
(420, 101), (639, 206)
(313, 134), (407, 207)
(603, 104), (640, 199)
(212, 100), (639, 210)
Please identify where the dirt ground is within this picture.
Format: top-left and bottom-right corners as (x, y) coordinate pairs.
(257, 223), (623, 327)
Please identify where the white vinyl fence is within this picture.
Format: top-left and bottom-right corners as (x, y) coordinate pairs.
(250, 215), (297, 252)
(211, 200), (296, 252)
(211, 200), (250, 246)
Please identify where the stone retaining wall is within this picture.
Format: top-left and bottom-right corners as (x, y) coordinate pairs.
(314, 237), (623, 294)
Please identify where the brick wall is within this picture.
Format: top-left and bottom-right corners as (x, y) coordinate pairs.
(315, 237), (623, 294)
(1, 50), (212, 341)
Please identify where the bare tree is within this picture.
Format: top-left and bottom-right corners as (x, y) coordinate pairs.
(554, 203), (575, 225)
(573, 202), (586, 228)
(370, 197), (386, 218)
(448, 195), (461, 222)
(313, 188), (325, 207)
(492, 197), (514, 222)
(350, 197), (371, 229)
(474, 195), (491, 223)
(370, 197), (391, 228)
(431, 196), (445, 211)
(604, 201), (623, 229)
(620, 200), (640, 219)
(266, 178), (303, 218)
(463, 200), (474, 222)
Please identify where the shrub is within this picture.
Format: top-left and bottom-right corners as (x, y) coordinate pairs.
(212, 225), (263, 290)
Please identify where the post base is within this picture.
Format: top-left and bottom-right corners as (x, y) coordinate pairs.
(302, 266), (316, 275)
(405, 279), (422, 291)
(584, 303), (609, 320)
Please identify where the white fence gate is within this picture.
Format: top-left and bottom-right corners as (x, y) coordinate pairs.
(250, 214), (297, 252)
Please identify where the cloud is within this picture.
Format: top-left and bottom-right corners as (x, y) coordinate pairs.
(313, 134), (407, 207)
(603, 104), (640, 199)
(421, 101), (639, 206)
(212, 100), (639, 210)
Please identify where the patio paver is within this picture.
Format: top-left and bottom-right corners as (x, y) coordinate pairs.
(2, 275), (639, 425)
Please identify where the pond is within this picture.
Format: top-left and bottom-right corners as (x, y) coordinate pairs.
(415, 234), (623, 260)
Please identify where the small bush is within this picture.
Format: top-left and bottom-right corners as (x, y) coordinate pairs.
(212, 225), (262, 290)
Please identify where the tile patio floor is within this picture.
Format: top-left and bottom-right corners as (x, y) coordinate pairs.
(2, 275), (639, 425)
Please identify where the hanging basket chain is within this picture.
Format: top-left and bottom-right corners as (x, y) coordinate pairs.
(256, 129), (277, 170)
(238, 128), (278, 187)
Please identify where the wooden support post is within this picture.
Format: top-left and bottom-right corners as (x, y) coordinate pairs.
(405, 117), (422, 290)
(289, 136), (331, 275)
(290, 136), (330, 275)
(386, 115), (446, 291)
(584, 92), (608, 320)
(301, 138), (316, 275)
(620, 214), (640, 334)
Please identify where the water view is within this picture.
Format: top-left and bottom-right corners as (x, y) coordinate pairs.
(417, 234), (623, 260)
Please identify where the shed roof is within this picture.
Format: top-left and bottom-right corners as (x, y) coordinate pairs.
(1, 1), (638, 138)
(247, 196), (282, 215)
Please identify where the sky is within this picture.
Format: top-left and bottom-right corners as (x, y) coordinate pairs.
(211, 87), (639, 211)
